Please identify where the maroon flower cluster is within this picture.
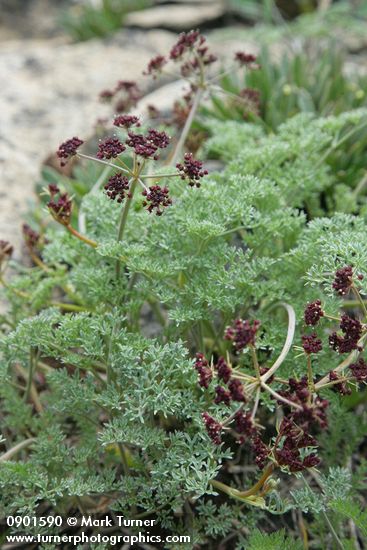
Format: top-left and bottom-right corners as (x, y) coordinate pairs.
(47, 184), (72, 226)
(234, 52), (258, 68)
(142, 185), (172, 216)
(251, 436), (270, 470)
(126, 129), (170, 160)
(278, 377), (329, 431)
(216, 356), (232, 383)
(225, 319), (260, 352)
(328, 371), (351, 395)
(275, 417), (319, 472)
(176, 153), (208, 187)
(329, 314), (362, 353)
(97, 137), (126, 160)
(304, 299), (324, 326)
(57, 137), (83, 166)
(147, 129), (170, 149)
(228, 379), (246, 402)
(0, 240), (13, 263)
(349, 358), (367, 382)
(113, 115), (140, 128)
(214, 356), (246, 403)
(194, 353), (212, 388)
(234, 410), (256, 437)
(302, 333), (322, 354)
(22, 224), (40, 248)
(169, 31), (217, 77)
(239, 88), (261, 116)
(332, 265), (354, 295)
(100, 80), (141, 113)
(195, 353), (246, 401)
(104, 173), (131, 203)
(143, 55), (167, 77)
(214, 386), (231, 405)
(202, 412), (222, 445)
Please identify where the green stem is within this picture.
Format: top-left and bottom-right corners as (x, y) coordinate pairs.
(115, 178), (138, 279)
(170, 88), (204, 166)
(0, 438), (36, 462)
(78, 153), (130, 175)
(25, 347), (37, 403)
(306, 355), (315, 397)
(250, 344), (261, 380)
(351, 285), (367, 320)
(210, 463), (275, 499)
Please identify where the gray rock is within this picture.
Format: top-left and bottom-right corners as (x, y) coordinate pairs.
(125, 3), (225, 30)
(0, 30), (176, 254)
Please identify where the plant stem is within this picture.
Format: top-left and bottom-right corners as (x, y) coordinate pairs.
(170, 88), (204, 166)
(315, 331), (367, 388)
(140, 173), (179, 179)
(79, 164), (112, 233)
(323, 313), (341, 322)
(250, 344), (261, 380)
(251, 387), (261, 420)
(66, 225), (98, 248)
(210, 463), (275, 499)
(0, 438), (36, 462)
(25, 347), (37, 403)
(321, 511), (345, 550)
(306, 355), (315, 397)
(351, 285), (367, 320)
(78, 153), (130, 175)
(261, 381), (303, 410)
(261, 303), (296, 383)
(115, 177), (138, 279)
(51, 302), (88, 312)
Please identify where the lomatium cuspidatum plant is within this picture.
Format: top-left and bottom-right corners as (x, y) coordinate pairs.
(1, 31), (367, 549)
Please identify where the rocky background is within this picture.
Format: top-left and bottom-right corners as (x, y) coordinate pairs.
(0, 0), (365, 254)
(0, 0), (244, 254)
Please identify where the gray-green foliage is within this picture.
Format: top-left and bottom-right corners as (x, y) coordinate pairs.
(1, 107), (367, 546)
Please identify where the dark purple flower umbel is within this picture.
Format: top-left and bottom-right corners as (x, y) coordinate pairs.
(251, 436), (269, 470)
(176, 153), (208, 187)
(214, 386), (231, 406)
(234, 411), (256, 437)
(146, 129), (170, 149)
(57, 137), (83, 166)
(97, 137), (125, 160)
(304, 300), (324, 326)
(215, 357), (232, 384)
(47, 184), (72, 226)
(328, 371), (351, 395)
(104, 173), (131, 203)
(329, 314), (362, 353)
(302, 333), (323, 354)
(113, 115), (140, 128)
(202, 412), (222, 445)
(142, 185), (172, 216)
(349, 358), (367, 382)
(0, 240), (13, 263)
(228, 379), (246, 402)
(143, 55), (167, 77)
(234, 52), (258, 67)
(22, 224), (40, 248)
(170, 30), (204, 60)
(193, 353), (212, 389)
(126, 132), (158, 159)
(332, 265), (353, 295)
(225, 319), (260, 352)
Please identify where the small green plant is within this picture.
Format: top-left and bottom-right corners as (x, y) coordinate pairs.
(205, 46), (367, 130)
(1, 31), (367, 548)
(61, 0), (151, 41)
